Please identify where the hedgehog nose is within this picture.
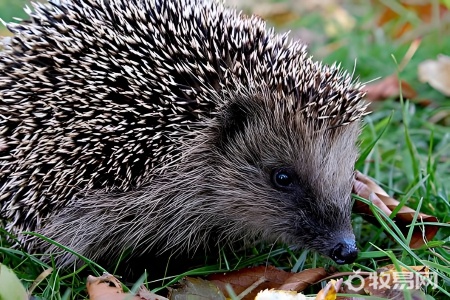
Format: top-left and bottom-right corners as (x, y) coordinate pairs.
(330, 238), (358, 264)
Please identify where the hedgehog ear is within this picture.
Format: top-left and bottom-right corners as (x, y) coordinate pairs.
(217, 101), (250, 146)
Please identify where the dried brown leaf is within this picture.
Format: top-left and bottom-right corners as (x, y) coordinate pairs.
(363, 75), (417, 102)
(418, 54), (450, 96)
(208, 266), (332, 299)
(279, 268), (329, 292)
(208, 265), (291, 300)
(254, 279), (341, 300)
(86, 273), (166, 300)
(353, 171), (439, 248)
(363, 264), (429, 299)
(168, 277), (225, 300)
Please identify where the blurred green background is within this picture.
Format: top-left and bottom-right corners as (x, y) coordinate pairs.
(0, 0), (31, 25)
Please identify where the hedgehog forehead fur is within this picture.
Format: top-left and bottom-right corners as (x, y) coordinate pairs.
(1, 0), (367, 265)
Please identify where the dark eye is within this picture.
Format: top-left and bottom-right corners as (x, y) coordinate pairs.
(271, 168), (297, 190)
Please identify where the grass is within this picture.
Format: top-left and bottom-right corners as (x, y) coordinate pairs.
(1, 0), (450, 299)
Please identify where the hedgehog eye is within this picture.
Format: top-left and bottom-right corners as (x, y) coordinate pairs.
(271, 168), (297, 190)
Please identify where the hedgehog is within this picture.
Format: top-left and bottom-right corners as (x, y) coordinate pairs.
(0, 0), (368, 269)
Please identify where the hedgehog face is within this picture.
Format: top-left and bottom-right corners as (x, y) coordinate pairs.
(212, 94), (360, 264)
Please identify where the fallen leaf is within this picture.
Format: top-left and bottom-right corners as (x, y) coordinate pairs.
(209, 266), (331, 300)
(254, 279), (341, 300)
(279, 268), (329, 292)
(86, 273), (124, 300)
(86, 273), (167, 300)
(208, 265), (291, 300)
(168, 277), (226, 300)
(338, 265), (433, 299)
(418, 54), (450, 96)
(363, 75), (417, 102)
(353, 171), (439, 248)
(363, 264), (429, 299)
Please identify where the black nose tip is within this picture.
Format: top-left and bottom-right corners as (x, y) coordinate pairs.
(330, 239), (358, 264)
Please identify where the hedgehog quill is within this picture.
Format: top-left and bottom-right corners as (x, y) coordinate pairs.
(0, 0), (368, 267)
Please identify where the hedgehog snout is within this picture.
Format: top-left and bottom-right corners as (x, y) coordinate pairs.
(329, 237), (358, 265)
